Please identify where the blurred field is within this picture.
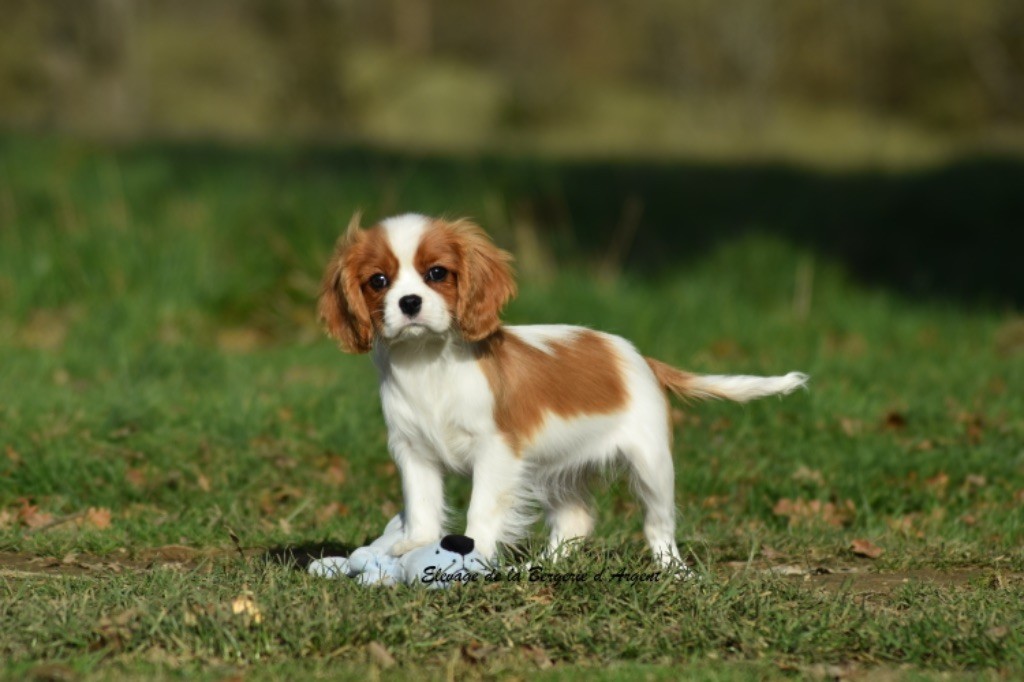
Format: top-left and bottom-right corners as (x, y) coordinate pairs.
(1, 137), (1023, 678)
(4, 2), (1024, 677)
(3, 1), (1024, 165)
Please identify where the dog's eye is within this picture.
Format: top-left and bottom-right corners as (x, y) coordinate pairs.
(425, 266), (448, 283)
(368, 273), (389, 290)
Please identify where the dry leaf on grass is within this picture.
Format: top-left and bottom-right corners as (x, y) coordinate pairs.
(93, 609), (139, 651)
(323, 456), (348, 486)
(887, 515), (924, 538)
(17, 501), (55, 529)
(125, 467), (148, 489)
(462, 641), (500, 663)
(701, 495), (729, 509)
(230, 593), (263, 626)
(81, 507), (112, 530)
(526, 590), (555, 606)
(925, 472), (950, 493)
(964, 474), (988, 490)
(838, 417), (862, 437)
(259, 485), (304, 516)
(956, 412), (986, 443)
(850, 539), (885, 559)
(315, 502), (350, 523)
(897, 507), (945, 536)
(773, 498), (855, 528)
(792, 465), (826, 487)
(367, 641), (396, 668)
(987, 625), (1010, 640)
(522, 645), (554, 669)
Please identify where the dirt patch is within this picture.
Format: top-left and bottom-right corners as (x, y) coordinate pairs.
(1, 550), (1019, 595)
(0, 541), (354, 579)
(722, 560), (1021, 593)
(0, 547), (242, 578)
(782, 567), (996, 592)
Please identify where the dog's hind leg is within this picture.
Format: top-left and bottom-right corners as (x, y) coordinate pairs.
(544, 496), (595, 559)
(620, 440), (683, 567)
(536, 465), (597, 559)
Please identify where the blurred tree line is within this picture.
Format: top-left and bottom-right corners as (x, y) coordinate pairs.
(1, 0), (1022, 146)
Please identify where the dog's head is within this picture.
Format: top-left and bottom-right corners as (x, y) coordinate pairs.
(318, 213), (516, 352)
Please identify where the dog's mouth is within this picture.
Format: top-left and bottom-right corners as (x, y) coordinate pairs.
(389, 321), (440, 341)
(382, 312), (454, 345)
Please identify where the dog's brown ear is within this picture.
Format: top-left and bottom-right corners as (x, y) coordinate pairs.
(450, 219), (516, 342)
(318, 213), (374, 353)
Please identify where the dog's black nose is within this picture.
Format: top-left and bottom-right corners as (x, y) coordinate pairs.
(440, 534), (475, 556)
(399, 295), (422, 316)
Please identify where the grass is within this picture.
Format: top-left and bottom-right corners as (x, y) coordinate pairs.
(1, 135), (1023, 679)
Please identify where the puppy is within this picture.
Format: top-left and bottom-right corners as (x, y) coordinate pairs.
(318, 213), (807, 566)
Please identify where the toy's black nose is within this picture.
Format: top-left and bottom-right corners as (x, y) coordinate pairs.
(398, 295), (422, 316)
(440, 534), (475, 556)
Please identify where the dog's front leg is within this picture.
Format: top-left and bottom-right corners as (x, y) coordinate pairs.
(464, 439), (526, 560)
(388, 440), (445, 556)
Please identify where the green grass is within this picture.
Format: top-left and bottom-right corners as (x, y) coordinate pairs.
(1, 136), (1023, 679)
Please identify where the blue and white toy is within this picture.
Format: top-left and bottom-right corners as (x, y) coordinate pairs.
(308, 514), (491, 588)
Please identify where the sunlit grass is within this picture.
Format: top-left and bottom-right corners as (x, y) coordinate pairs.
(1, 137), (1022, 678)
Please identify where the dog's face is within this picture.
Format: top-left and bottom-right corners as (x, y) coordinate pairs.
(318, 214), (516, 352)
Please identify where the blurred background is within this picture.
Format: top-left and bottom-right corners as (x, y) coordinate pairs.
(3, 0), (1024, 163)
(1, 0), (1023, 323)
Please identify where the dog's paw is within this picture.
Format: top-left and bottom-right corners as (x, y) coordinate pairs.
(399, 535), (493, 589)
(670, 564), (698, 581)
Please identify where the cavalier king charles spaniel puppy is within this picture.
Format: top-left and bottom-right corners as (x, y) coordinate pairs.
(319, 213), (807, 567)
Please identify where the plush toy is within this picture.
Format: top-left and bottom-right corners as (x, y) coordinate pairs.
(400, 534), (492, 588)
(308, 514), (491, 588)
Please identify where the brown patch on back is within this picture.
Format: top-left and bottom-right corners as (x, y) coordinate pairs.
(475, 329), (627, 454)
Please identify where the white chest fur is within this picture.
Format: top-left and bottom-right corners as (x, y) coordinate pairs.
(374, 339), (496, 473)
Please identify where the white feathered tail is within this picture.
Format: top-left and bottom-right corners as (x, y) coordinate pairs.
(645, 357), (808, 402)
